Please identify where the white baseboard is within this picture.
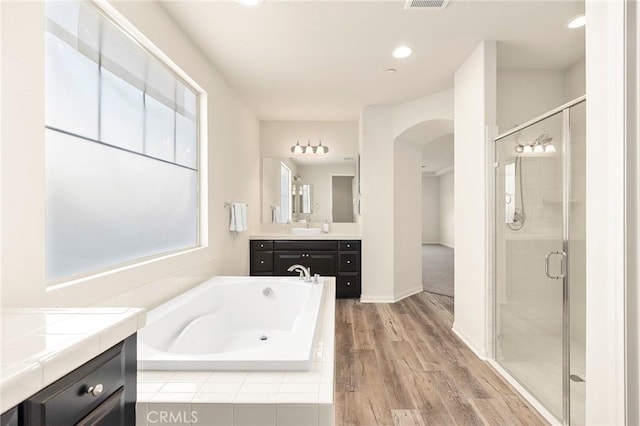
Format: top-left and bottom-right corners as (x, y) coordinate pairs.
(487, 360), (562, 425)
(451, 322), (487, 359)
(421, 241), (455, 249)
(360, 294), (395, 303)
(361, 285), (423, 304)
(394, 285), (423, 302)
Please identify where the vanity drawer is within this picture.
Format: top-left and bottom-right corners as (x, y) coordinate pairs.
(338, 252), (359, 272)
(339, 241), (360, 251)
(23, 342), (126, 426)
(274, 240), (337, 251)
(337, 273), (361, 299)
(250, 240), (273, 251)
(251, 251), (273, 272)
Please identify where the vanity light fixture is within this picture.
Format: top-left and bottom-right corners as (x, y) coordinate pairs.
(514, 134), (556, 154)
(291, 140), (330, 155)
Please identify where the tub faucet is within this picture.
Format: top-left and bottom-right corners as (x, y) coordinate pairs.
(287, 264), (312, 282)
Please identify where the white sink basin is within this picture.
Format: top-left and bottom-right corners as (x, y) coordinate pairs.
(291, 227), (322, 235)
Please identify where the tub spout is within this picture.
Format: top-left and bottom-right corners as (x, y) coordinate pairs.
(287, 264), (312, 282)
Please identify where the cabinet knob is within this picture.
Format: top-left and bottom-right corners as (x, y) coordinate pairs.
(347, 244), (351, 248)
(260, 260), (264, 264)
(347, 260), (351, 264)
(260, 244), (264, 248)
(346, 282), (351, 286)
(86, 383), (104, 397)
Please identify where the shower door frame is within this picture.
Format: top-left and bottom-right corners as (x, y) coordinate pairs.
(490, 95), (586, 426)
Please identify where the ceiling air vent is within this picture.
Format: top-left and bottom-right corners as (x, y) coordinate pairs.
(404, 0), (450, 9)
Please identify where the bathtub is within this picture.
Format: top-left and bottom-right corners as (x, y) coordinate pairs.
(137, 276), (326, 371)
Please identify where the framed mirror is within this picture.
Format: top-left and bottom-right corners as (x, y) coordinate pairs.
(262, 156), (358, 223)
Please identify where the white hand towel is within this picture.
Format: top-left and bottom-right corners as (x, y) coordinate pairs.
(272, 206), (281, 223)
(229, 203), (237, 231)
(238, 203), (247, 232)
(230, 202), (248, 232)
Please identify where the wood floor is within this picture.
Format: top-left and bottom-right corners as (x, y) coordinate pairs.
(334, 292), (548, 426)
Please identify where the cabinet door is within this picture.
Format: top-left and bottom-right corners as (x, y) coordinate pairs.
(76, 387), (124, 426)
(273, 251), (307, 275)
(337, 273), (361, 299)
(251, 251), (273, 273)
(308, 251), (337, 276)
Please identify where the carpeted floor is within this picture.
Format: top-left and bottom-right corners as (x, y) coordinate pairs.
(422, 244), (454, 297)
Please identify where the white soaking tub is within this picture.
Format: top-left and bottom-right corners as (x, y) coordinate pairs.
(137, 276), (326, 371)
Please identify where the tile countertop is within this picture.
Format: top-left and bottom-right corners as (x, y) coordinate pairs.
(249, 233), (361, 240)
(0, 307), (146, 413)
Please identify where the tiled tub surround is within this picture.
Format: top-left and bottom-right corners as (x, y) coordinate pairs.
(138, 277), (325, 371)
(0, 307), (146, 413)
(136, 279), (335, 426)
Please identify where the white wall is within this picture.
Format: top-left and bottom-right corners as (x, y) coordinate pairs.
(496, 61), (586, 136)
(439, 170), (454, 248)
(0, 1), (260, 308)
(394, 140), (423, 300)
(359, 89), (454, 302)
(393, 89), (454, 140)
(497, 70), (566, 134)
(421, 177), (440, 244)
(453, 41), (496, 357)
(260, 121), (358, 158)
(360, 107), (395, 301)
(584, 1), (627, 423)
(565, 58), (586, 101)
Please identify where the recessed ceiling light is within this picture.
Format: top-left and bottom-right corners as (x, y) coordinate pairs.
(237, 0), (264, 7)
(392, 46), (412, 59)
(565, 14), (586, 29)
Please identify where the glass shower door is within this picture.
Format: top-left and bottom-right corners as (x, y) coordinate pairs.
(495, 111), (566, 420)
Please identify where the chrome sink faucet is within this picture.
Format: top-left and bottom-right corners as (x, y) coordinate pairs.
(287, 264), (312, 282)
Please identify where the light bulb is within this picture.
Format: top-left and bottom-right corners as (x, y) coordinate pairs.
(291, 141), (303, 154)
(523, 145), (533, 154)
(533, 144), (544, 153)
(545, 144), (556, 153)
(304, 141), (315, 154)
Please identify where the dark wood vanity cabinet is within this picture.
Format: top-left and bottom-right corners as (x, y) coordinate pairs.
(250, 239), (361, 299)
(14, 334), (137, 426)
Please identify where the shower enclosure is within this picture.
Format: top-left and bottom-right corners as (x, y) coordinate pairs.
(494, 97), (586, 425)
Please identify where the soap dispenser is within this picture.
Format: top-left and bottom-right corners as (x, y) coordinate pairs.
(322, 220), (330, 233)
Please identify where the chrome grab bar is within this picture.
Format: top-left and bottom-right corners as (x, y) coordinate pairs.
(545, 251), (566, 279)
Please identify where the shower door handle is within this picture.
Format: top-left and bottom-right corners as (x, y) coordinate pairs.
(545, 251), (566, 279)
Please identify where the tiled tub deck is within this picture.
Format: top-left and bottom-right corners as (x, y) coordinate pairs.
(135, 281), (335, 426)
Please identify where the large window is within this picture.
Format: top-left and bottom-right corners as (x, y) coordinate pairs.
(45, 0), (200, 281)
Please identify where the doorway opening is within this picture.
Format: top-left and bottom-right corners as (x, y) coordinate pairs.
(331, 175), (355, 222)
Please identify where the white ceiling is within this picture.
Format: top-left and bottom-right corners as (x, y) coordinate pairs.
(160, 0), (585, 121)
